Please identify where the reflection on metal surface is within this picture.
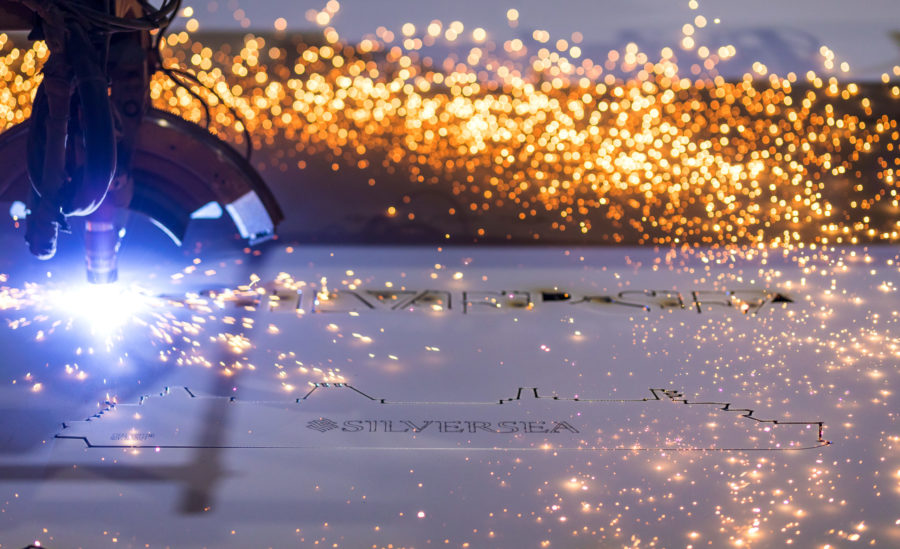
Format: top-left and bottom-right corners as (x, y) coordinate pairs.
(189, 201), (224, 220)
(57, 383), (826, 451)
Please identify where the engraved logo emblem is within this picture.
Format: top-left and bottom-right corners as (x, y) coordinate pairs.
(306, 418), (339, 432)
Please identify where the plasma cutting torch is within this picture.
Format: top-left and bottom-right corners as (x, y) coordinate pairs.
(4, 0), (171, 283)
(0, 0), (283, 283)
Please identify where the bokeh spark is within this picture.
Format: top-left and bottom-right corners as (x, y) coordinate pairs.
(3, 4), (898, 245)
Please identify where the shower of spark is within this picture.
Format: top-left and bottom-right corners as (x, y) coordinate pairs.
(0, 277), (171, 347)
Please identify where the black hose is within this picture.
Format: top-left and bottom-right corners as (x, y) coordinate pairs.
(61, 22), (116, 216)
(161, 67), (211, 127)
(25, 81), (49, 192)
(163, 66), (254, 161)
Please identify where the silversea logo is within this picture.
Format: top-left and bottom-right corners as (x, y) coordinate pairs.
(306, 418), (340, 432)
(305, 417), (580, 434)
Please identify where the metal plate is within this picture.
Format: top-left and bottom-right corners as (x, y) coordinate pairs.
(1, 234), (896, 547)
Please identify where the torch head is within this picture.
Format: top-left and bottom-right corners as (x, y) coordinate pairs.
(84, 220), (120, 284)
